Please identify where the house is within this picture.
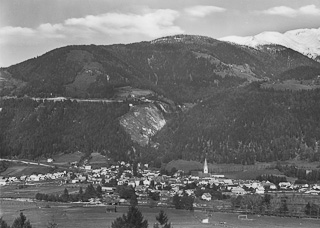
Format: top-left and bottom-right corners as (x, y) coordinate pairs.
(201, 193), (212, 201)
(222, 179), (233, 186)
(28, 175), (40, 182)
(85, 165), (92, 170)
(128, 181), (136, 187)
(279, 182), (291, 189)
(0, 177), (7, 186)
(47, 158), (54, 163)
(143, 179), (150, 186)
(102, 187), (115, 194)
(231, 186), (246, 195)
(185, 189), (194, 196)
(255, 186), (265, 194)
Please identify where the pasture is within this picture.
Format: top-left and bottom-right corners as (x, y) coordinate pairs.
(51, 151), (85, 165)
(0, 182), (87, 198)
(1, 199), (320, 228)
(1, 164), (52, 177)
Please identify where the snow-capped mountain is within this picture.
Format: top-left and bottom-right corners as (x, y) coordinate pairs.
(220, 27), (320, 61)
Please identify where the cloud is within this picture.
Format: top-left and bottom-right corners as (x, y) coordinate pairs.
(65, 9), (183, 38)
(262, 6), (297, 17)
(0, 9), (183, 46)
(261, 4), (320, 17)
(185, 5), (226, 17)
(299, 5), (320, 16)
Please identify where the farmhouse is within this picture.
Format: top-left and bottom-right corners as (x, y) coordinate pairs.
(231, 186), (246, 195)
(102, 187), (115, 194)
(201, 193), (212, 201)
(279, 182), (292, 189)
(255, 186), (265, 194)
(0, 177), (7, 186)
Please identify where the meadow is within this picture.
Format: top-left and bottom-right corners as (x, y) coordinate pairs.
(1, 199), (320, 228)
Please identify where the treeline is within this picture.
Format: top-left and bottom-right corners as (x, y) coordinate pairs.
(157, 86), (320, 164)
(112, 207), (172, 228)
(256, 174), (287, 185)
(0, 98), (133, 161)
(277, 164), (320, 183)
(35, 184), (102, 202)
(231, 194), (320, 217)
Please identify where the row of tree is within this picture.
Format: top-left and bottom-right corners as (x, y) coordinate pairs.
(231, 194), (320, 217)
(35, 184), (102, 202)
(256, 174), (287, 185)
(277, 163), (320, 183)
(111, 207), (172, 228)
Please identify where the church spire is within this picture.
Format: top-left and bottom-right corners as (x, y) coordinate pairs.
(204, 158), (208, 174)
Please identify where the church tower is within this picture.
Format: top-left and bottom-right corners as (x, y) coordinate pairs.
(204, 158), (208, 174)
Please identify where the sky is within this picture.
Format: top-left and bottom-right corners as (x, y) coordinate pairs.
(1, 0), (320, 67)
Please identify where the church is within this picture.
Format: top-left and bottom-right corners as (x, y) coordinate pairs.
(190, 158), (210, 177)
(204, 158), (208, 174)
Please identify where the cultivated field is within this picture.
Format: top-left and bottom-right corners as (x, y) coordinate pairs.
(1, 199), (320, 228)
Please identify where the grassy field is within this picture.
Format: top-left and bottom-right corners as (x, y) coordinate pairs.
(1, 199), (320, 228)
(0, 182), (89, 199)
(1, 164), (52, 177)
(166, 160), (280, 179)
(224, 168), (283, 180)
(49, 151), (85, 165)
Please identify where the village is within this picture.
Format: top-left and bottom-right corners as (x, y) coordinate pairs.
(1, 157), (320, 211)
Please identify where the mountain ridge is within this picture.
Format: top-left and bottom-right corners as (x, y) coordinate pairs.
(2, 34), (320, 102)
(220, 27), (320, 62)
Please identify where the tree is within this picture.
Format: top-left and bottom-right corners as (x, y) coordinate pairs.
(111, 206), (148, 228)
(11, 212), (32, 228)
(61, 188), (69, 202)
(96, 185), (102, 198)
(130, 194), (138, 206)
(78, 187), (83, 201)
(84, 184), (96, 199)
(149, 192), (160, 201)
(0, 217), (10, 228)
(46, 217), (58, 228)
(172, 194), (181, 209)
(156, 210), (168, 225)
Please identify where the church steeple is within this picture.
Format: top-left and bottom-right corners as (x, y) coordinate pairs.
(204, 158), (208, 174)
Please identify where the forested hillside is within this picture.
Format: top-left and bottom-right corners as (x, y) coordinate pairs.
(1, 35), (320, 164)
(155, 84), (320, 164)
(0, 98), (133, 160)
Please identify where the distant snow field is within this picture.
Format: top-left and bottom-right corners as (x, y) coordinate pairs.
(220, 27), (320, 61)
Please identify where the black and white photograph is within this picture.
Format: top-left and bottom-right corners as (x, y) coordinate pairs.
(1, 0), (320, 227)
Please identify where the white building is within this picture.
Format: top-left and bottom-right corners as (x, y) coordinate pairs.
(201, 193), (212, 201)
(204, 158), (208, 174)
